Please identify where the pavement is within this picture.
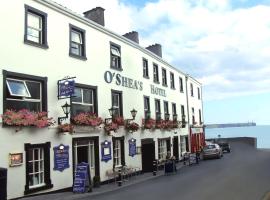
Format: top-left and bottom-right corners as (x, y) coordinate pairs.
(20, 161), (187, 200)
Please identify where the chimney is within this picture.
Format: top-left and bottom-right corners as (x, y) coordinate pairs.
(83, 7), (105, 26)
(146, 44), (162, 58)
(123, 31), (139, 44)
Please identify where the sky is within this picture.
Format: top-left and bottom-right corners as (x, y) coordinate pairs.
(53, 0), (270, 125)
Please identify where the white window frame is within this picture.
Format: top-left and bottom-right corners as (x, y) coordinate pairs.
(111, 46), (121, 69)
(143, 59), (148, 77)
(112, 93), (120, 116)
(27, 12), (42, 43)
(28, 147), (45, 189)
(180, 136), (186, 153)
(162, 69), (167, 86)
(153, 64), (159, 82)
(71, 30), (83, 56)
(114, 140), (121, 167)
(158, 140), (167, 160)
(170, 73), (175, 89)
(6, 78), (31, 98)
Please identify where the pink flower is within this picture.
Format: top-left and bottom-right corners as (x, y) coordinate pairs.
(72, 112), (103, 127)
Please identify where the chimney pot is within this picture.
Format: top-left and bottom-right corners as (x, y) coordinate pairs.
(146, 43), (162, 57)
(123, 31), (139, 44)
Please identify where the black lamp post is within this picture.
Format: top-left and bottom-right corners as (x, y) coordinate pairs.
(58, 101), (71, 125)
(126, 108), (137, 124)
(165, 113), (170, 121)
(105, 107), (117, 124)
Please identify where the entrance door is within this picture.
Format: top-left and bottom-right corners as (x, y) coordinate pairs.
(173, 136), (179, 161)
(74, 140), (95, 178)
(141, 139), (155, 172)
(185, 136), (189, 152)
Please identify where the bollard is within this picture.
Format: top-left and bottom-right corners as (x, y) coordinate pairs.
(153, 160), (157, 176)
(117, 168), (122, 186)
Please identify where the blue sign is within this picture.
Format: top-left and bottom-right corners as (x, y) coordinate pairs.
(73, 162), (91, 193)
(129, 138), (136, 157)
(53, 144), (70, 172)
(59, 79), (75, 97)
(101, 140), (112, 162)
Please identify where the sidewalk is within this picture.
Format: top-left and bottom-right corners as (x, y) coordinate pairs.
(21, 162), (187, 200)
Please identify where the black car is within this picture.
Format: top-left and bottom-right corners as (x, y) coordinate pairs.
(217, 141), (231, 153)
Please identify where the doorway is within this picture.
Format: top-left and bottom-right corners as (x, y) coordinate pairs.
(141, 139), (155, 172)
(73, 137), (99, 179)
(173, 136), (179, 161)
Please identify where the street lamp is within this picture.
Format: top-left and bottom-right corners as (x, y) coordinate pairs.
(126, 108), (138, 124)
(105, 107), (117, 124)
(165, 113), (170, 121)
(58, 101), (71, 125)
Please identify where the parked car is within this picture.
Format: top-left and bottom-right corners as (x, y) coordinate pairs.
(217, 141), (231, 153)
(202, 143), (223, 159)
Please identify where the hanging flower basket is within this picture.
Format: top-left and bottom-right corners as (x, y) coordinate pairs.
(142, 118), (155, 130)
(104, 122), (119, 135)
(72, 112), (103, 127)
(113, 116), (125, 126)
(58, 123), (74, 134)
(125, 122), (139, 133)
(1, 109), (55, 132)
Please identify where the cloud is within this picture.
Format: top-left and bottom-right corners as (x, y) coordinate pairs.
(52, 0), (270, 101)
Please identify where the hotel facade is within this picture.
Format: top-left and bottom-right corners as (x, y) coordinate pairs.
(0, 0), (205, 199)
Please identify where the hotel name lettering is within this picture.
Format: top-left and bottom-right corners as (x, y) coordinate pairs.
(104, 71), (143, 91)
(104, 71), (166, 97)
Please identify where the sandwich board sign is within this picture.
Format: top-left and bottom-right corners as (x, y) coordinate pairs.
(73, 162), (92, 193)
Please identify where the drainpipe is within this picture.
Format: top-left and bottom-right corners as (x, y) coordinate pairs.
(185, 75), (191, 152)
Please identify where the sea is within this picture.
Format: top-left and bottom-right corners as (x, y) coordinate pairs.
(205, 125), (270, 149)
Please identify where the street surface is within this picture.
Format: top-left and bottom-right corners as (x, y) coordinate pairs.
(85, 141), (270, 200)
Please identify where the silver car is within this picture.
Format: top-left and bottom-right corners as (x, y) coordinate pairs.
(202, 143), (223, 159)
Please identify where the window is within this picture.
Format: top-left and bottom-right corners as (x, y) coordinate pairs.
(25, 142), (52, 194)
(164, 101), (169, 120)
(144, 96), (150, 118)
(198, 87), (201, 100)
(180, 136), (186, 153)
(110, 42), (122, 70)
(161, 68), (167, 86)
(172, 103), (177, 120)
(153, 63), (159, 83)
(3, 70), (47, 112)
(181, 105), (185, 119)
(143, 58), (149, 78)
(71, 84), (97, 116)
(155, 99), (161, 120)
(113, 137), (125, 167)
(192, 107), (195, 124)
(111, 90), (123, 117)
(158, 139), (167, 160)
(179, 77), (184, 92)
(69, 24), (86, 60)
(24, 5), (48, 48)
(170, 72), (175, 89)
(199, 109), (202, 124)
(190, 83), (194, 97)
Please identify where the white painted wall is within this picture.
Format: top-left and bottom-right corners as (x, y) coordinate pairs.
(0, 0), (203, 199)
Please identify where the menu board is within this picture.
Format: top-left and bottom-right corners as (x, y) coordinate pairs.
(53, 144), (69, 172)
(73, 162), (91, 193)
(129, 138), (136, 157)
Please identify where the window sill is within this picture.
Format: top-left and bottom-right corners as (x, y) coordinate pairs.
(162, 84), (168, 87)
(69, 53), (87, 61)
(180, 91), (184, 93)
(153, 81), (160, 84)
(24, 40), (49, 49)
(24, 183), (53, 195)
(143, 75), (150, 79)
(171, 87), (176, 90)
(110, 66), (123, 71)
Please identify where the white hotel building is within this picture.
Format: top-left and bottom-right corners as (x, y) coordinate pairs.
(0, 1), (204, 199)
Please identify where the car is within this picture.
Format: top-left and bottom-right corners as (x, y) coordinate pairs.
(202, 143), (223, 159)
(217, 141), (231, 153)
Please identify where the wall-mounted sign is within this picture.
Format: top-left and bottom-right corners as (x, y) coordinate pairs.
(58, 76), (76, 99)
(129, 138), (136, 157)
(150, 85), (166, 97)
(9, 153), (23, 167)
(73, 162), (92, 193)
(104, 71), (143, 91)
(101, 140), (112, 162)
(53, 144), (70, 172)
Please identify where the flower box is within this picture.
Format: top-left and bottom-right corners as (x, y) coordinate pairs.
(142, 118), (155, 130)
(125, 122), (139, 133)
(58, 123), (74, 134)
(113, 116), (125, 126)
(1, 109), (55, 132)
(104, 122), (119, 135)
(72, 112), (103, 127)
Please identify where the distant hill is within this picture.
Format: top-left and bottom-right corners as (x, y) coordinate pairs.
(205, 122), (256, 129)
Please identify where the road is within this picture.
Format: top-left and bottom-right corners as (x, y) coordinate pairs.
(84, 141), (270, 200)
